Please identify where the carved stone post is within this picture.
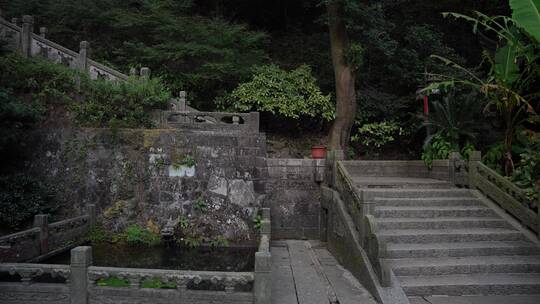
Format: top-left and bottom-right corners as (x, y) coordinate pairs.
(39, 27), (47, 38)
(33, 214), (49, 255)
(448, 152), (460, 186)
(11, 18), (19, 25)
(20, 15), (34, 57)
(326, 149), (344, 187)
(254, 250), (271, 304)
(179, 91), (188, 111)
(86, 204), (96, 228)
(468, 151), (482, 190)
(129, 67), (137, 77)
(140, 67), (151, 79)
(70, 246), (92, 304)
(249, 112), (260, 133)
(78, 41), (89, 73)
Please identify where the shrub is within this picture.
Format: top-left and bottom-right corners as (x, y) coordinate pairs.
(0, 174), (62, 229)
(218, 64), (334, 120)
(74, 77), (172, 128)
(0, 53), (77, 104)
(351, 121), (404, 151)
(124, 224), (161, 246)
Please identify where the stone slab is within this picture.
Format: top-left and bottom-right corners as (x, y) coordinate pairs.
(409, 295), (540, 304)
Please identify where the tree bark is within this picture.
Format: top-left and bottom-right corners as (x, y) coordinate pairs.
(327, 1), (357, 151)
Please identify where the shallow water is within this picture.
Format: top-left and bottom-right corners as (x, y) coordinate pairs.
(42, 243), (256, 272)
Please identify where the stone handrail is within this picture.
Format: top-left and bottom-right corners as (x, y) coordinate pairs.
(156, 111), (260, 133)
(0, 263), (71, 284)
(467, 151), (539, 235)
(88, 266), (254, 290)
(0, 205), (96, 263)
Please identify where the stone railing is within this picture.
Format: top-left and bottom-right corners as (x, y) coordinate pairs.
(0, 207), (272, 304)
(0, 15), (130, 81)
(466, 151), (539, 235)
(0, 205), (96, 263)
(154, 111), (260, 133)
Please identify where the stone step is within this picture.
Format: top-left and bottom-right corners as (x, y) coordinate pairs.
(399, 273), (540, 296)
(363, 189), (474, 200)
(379, 228), (525, 244)
(352, 177), (452, 190)
(385, 241), (540, 258)
(387, 256), (540, 276)
(373, 206), (497, 218)
(373, 197), (483, 207)
(375, 217), (510, 230)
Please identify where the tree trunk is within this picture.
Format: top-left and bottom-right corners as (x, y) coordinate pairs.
(327, 1), (357, 151)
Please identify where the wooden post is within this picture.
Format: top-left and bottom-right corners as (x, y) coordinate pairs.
(20, 15), (34, 57)
(468, 151), (482, 190)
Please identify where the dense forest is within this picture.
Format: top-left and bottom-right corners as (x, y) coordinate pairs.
(0, 0), (538, 228)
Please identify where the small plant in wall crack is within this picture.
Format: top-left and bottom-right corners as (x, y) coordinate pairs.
(210, 236), (230, 248)
(194, 196), (207, 212)
(172, 154), (195, 169)
(253, 214), (263, 230)
(184, 236), (203, 248)
(178, 216), (189, 230)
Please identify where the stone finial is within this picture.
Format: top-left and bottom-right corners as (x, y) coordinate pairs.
(39, 27), (47, 38)
(79, 41), (90, 50)
(140, 67), (151, 79)
(22, 15), (34, 25)
(469, 150), (482, 161)
(129, 67), (137, 76)
(71, 246), (92, 267)
(11, 18), (19, 25)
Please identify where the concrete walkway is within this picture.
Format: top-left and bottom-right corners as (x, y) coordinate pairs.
(271, 240), (377, 304)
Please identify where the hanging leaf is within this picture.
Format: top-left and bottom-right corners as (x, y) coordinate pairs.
(494, 44), (520, 85)
(510, 0), (540, 42)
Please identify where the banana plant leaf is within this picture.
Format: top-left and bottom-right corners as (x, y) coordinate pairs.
(510, 0), (540, 42)
(494, 44), (520, 85)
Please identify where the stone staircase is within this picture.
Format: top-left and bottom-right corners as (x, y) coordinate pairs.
(362, 182), (540, 298)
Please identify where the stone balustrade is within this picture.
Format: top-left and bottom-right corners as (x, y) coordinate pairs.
(153, 110), (260, 133)
(0, 205), (96, 263)
(466, 151), (539, 236)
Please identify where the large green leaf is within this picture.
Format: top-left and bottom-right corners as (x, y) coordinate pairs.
(494, 44), (520, 85)
(510, 0), (540, 42)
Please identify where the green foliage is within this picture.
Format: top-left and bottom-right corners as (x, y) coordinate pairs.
(253, 215), (263, 230)
(87, 224), (111, 244)
(181, 155), (196, 167)
(510, 0), (540, 42)
(178, 216), (189, 230)
(124, 224), (161, 246)
(421, 133), (453, 167)
(73, 77), (171, 128)
(0, 53), (77, 104)
(511, 150), (540, 201)
(351, 121), (404, 150)
(0, 174), (62, 229)
(97, 277), (130, 287)
(219, 64), (334, 120)
(193, 197), (207, 212)
(183, 235), (203, 248)
(141, 278), (177, 289)
(209, 236), (230, 248)
(4, 0), (268, 108)
(484, 143), (505, 174)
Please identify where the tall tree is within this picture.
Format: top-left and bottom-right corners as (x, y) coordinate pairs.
(327, 1), (357, 150)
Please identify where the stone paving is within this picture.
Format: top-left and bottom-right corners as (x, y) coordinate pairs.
(271, 240), (377, 304)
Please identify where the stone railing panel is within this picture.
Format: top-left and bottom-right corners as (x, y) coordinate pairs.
(473, 161), (537, 233)
(0, 228), (40, 262)
(0, 18), (21, 49)
(159, 111), (259, 133)
(48, 215), (90, 251)
(88, 59), (128, 82)
(31, 34), (78, 69)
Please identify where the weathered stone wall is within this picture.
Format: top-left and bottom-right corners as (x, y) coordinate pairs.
(26, 128), (267, 243)
(264, 159), (324, 239)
